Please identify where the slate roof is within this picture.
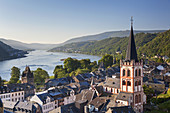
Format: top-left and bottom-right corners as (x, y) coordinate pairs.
(116, 92), (133, 101)
(103, 77), (120, 88)
(88, 97), (106, 108)
(15, 101), (34, 110)
(125, 22), (138, 62)
(2, 100), (18, 109)
(50, 103), (80, 113)
(75, 89), (97, 103)
(108, 106), (135, 113)
(36, 93), (54, 103)
(2, 83), (35, 93)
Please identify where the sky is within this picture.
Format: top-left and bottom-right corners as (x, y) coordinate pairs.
(0, 0), (169, 44)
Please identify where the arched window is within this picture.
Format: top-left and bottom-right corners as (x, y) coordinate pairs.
(135, 69), (138, 77)
(135, 95), (138, 103)
(106, 87), (107, 92)
(122, 80), (126, 85)
(127, 70), (130, 77)
(123, 69), (125, 76)
(135, 81), (138, 86)
(139, 94), (141, 103)
(138, 80), (141, 85)
(139, 69), (141, 76)
(127, 81), (131, 86)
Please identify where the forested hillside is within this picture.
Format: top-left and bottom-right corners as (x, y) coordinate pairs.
(0, 41), (27, 61)
(50, 32), (164, 57)
(138, 30), (170, 57)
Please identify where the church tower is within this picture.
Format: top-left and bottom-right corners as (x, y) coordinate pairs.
(21, 66), (34, 85)
(120, 17), (144, 112)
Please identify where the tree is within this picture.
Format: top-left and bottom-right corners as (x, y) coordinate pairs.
(157, 58), (164, 63)
(75, 68), (90, 75)
(64, 57), (80, 72)
(8, 66), (20, 84)
(80, 59), (91, 69)
(98, 54), (113, 68)
(33, 68), (49, 86)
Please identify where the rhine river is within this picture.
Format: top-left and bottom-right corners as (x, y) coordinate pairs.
(0, 50), (101, 80)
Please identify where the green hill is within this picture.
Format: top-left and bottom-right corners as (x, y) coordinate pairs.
(138, 30), (170, 57)
(49, 32), (161, 57)
(50, 30), (170, 58)
(0, 41), (27, 61)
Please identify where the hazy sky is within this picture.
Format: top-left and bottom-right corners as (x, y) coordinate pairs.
(0, 0), (169, 44)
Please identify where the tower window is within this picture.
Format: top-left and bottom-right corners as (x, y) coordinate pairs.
(135, 81), (138, 86)
(122, 80), (126, 85)
(135, 69), (138, 77)
(139, 94), (141, 103)
(135, 95), (138, 104)
(127, 81), (131, 86)
(127, 70), (130, 77)
(123, 69), (125, 76)
(139, 69), (141, 76)
(138, 80), (141, 85)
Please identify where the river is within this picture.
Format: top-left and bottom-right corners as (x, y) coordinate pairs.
(0, 50), (101, 80)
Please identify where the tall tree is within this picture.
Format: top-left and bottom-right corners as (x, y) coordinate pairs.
(33, 68), (49, 85)
(64, 57), (80, 72)
(98, 54), (113, 68)
(8, 66), (20, 84)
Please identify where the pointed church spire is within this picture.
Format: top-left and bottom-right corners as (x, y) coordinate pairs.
(125, 17), (138, 61)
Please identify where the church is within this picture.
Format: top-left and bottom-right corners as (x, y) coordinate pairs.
(102, 17), (146, 113)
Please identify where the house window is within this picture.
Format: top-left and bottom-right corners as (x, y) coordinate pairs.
(135, 69), (138, 77)
(122, 80), (126, 85)
(135, 95), (138, 103)
(127, 70), (130, 77)
(127, 81), (131, 86)
(139, 69), (141, 76)
(123, 69), (125, 76)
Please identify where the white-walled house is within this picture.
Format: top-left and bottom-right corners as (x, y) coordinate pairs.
(0, 91), (24, 102)
(30, 93), (55, 113)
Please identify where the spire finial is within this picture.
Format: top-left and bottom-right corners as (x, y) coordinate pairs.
(131, 16), (133, 26)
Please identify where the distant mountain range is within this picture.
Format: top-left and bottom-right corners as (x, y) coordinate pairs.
(0, 41), (27, 61)
(62, 30), (166, 45)
(0, 30), (166, 50)
(0, 38), (59, 50)
(49, 30), (170, 58)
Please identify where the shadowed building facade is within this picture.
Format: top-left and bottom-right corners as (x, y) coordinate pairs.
(21, 66), (34, 85)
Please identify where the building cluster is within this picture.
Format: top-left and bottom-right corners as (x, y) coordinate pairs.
(0, 20), (170, 113)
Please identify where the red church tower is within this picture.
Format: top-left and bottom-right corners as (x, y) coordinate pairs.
(120, 17), (145, 112)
